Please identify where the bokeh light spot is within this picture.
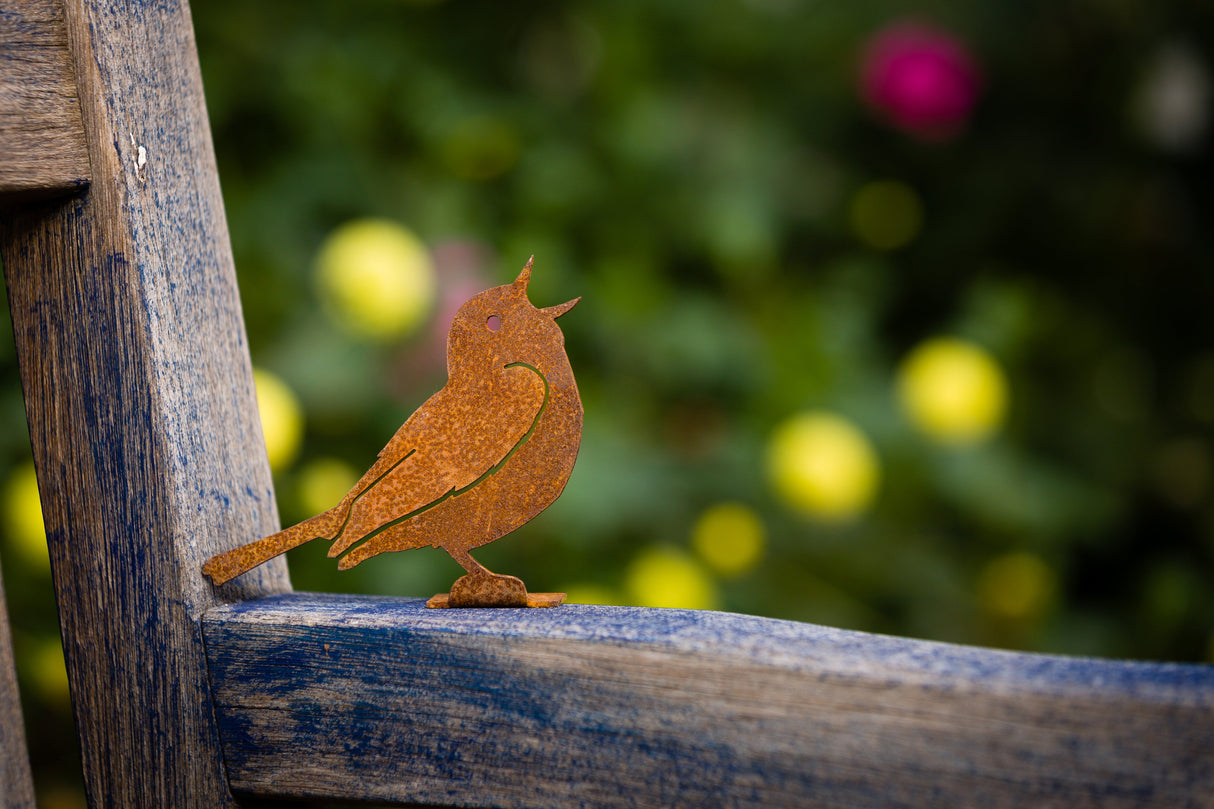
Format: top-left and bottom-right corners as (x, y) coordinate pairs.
(2, 462), (48, 571)
(898, 338), (1008, 443)
(29, 637), (70, 705)
(316, 218), (436, 341)
(624, 547), (719, 610)
(859, 21), (983, 141)
(297, 457), (359, 516)
(977, 552), (1056, 620)
(849, 180), (924, 250)
(1132, 43), (1210, 153)
(767, 412), (881, 521)
(253, 368), (304, 472)
(692, 502), (766, 577)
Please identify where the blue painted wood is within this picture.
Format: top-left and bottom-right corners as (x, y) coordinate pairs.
(204, 593), (1214, 808)
(0, 0), (291, 804)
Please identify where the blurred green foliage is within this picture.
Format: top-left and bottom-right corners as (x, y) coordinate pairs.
(3, 0), (1214, 801)
(187, 0), (1214, 659)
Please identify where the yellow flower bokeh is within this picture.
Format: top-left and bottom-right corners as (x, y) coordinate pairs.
(2, 462), (49, 571)
(898, 337), (1008, 443)
(296, 457), (359, 516)
(691, 502), (766, 577)
(28, 637), (70, 705)
(624, 547), (719, 610)
(767, 412), (881, 521)
(253, 368), (303, 472)
(977, 552), (1056, 620)
(316, 218), (436, 341)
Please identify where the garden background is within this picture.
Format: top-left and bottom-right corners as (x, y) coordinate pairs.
(2, 0), (1212, 803)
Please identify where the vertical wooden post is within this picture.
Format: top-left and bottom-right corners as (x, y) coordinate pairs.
(0, 562), (35, 809)
(0, 0), (291, 805)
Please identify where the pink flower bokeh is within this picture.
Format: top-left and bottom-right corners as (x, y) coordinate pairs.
(860, 21), (983, 141)
(389, 240), (493, 400)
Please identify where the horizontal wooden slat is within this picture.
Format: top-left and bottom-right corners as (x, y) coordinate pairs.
(0, 0), (90, 203)
(203, 593), (1213, 808)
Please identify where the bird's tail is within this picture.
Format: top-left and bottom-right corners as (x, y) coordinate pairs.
(201, 505), (349, 586)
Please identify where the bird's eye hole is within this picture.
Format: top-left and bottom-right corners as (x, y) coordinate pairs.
(486, 315), (501, 332)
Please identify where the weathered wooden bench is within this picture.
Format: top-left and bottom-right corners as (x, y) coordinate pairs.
(2, 1), (1212, 806)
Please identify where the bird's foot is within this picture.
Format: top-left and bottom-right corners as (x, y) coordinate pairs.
(449, 572), (528, 607)
(427, 572), (566, 609)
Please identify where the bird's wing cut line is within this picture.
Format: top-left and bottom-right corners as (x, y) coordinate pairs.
(326, 448), (420, 541)
(337, 362), (550, 560)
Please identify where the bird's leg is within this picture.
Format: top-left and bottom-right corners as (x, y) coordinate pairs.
(444, 547), (528, 607)
(448, 547), (493, 577)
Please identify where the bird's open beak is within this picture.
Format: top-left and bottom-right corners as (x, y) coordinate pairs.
(516, 256), (578, 318)
(542, 297), (580, 319)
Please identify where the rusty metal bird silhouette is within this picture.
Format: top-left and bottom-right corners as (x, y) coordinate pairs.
(202, 257), (583, 607)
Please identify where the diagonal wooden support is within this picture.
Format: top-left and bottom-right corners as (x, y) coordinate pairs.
(204, 593), (1214, 808)
(0, 0), (290, 804)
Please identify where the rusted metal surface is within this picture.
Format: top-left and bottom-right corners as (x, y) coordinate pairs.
(203, 258), (582, 607)
(426, 574), (566, 608)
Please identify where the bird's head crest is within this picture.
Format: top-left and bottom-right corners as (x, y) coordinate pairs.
(512, 255), (534, 293)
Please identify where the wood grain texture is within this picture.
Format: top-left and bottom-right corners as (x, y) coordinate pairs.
(0, 0), (89, 202)
(204, 593), (1214, 808)
(0, 0), (291, 805)
(0, 561), (35, 809)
